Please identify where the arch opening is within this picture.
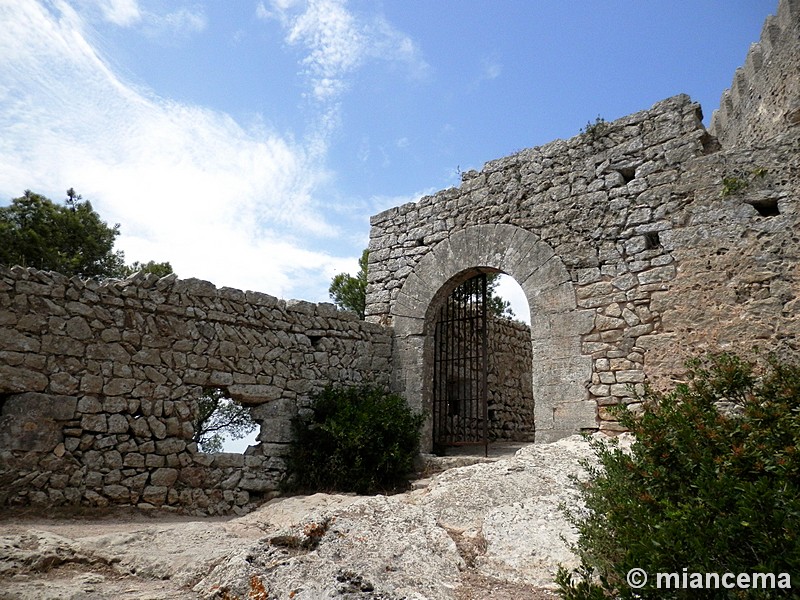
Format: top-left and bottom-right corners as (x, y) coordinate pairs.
(388, 224), (596, 451)
(428, 270), (535, 455)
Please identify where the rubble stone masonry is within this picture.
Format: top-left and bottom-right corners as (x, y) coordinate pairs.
(0, 269), (391, 513)
(1, 0), (798, 512)
(365, 0), (799, 441)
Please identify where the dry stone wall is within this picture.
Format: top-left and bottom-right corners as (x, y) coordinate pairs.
(366, 1), (799, 440)
(0, 267), (391, 513)
(487, 317), (534, 442)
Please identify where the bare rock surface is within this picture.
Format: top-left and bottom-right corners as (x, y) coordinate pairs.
(0, 435), (612, 599)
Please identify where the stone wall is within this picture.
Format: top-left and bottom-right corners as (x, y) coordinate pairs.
(367, 94), (713, 441)
(710, 0), (800, 148)
(0, 267), (391, 513)
(487, 317), (534, 442)
(366, 0), (800, 440)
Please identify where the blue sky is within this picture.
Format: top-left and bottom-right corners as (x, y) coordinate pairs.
(0, 1), (776, 314)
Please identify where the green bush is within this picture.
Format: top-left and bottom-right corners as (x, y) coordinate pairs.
(558, 353), (800, 599)
(284, 384), (424, 495)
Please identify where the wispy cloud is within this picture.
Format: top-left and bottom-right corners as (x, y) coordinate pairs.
(76, 0), (206, 37)
(88, 0), (142, 26)
(481, 55), (502, 81)
(0, 1), (349, 300)
(258, 0), (429, 103)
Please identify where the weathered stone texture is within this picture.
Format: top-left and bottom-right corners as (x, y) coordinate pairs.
(366, 1), (799, 440)
(0, 268), (391, 514)
(487, 318), (535, 442)
(710, 0), (800, 148)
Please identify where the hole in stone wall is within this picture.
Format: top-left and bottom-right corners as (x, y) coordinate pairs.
(309, 335), (323, 349)
(616, 167), (636, 183)
(193, 387), (258, 453)
(750, 198), (780, 217)
(643, 231), (661, 250)
(416, 238), (425, 247)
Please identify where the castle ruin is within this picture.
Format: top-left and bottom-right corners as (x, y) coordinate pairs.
(1, 0), (798, 513)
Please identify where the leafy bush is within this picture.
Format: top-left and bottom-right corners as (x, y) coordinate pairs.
(558, 353), (800, 599)
(284, 384), (423, 495)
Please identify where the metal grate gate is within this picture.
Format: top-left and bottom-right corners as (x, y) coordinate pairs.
(433, 273), (488, 455)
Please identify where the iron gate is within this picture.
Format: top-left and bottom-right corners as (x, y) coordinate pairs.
(433, 273), (488, 454)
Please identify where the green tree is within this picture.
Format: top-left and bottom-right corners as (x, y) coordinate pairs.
(0, 189), (173, 279)
(557, 352), (800, 599)
(192, 388), (257, 453)
(285, 384), (423, 494)
(0, 189), (125, 277)
(329, 249), (369, 319)
(486, 273), (515, 320)
(120, 260), (174, 278)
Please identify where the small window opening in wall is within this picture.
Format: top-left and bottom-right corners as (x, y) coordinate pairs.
(309, 335), (323, 349)
(750, 198), (780, 217)
(616, 167), (636, 183)
(643, 231), (661, 250)
(193, 387), (258, 453)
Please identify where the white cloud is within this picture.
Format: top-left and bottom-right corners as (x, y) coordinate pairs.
(147, 6), (206, 37)
(482, 57), (502, 81)
(74, 0), (205, 37)
(261, 0), (428, 103)
(93, 0), (141, 26)
(0, 0), (347, 301)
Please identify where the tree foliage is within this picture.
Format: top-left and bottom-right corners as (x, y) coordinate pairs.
(0, 189), (124, 277)
(486, 273), (515, 320)
(284, 384), (424, 494)
(558, 352), (800, 599)
(0, 189), (172, 279)
(120, 260), (175, 278)
(328, 249), (368, 319)
(192, 388), (257, 453)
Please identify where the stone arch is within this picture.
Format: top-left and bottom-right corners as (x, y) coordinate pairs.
(391, 224), (596, 448)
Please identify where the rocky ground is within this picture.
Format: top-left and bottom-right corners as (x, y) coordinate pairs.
(0, 435), (612, 599)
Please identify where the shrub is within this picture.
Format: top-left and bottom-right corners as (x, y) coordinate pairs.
(284, 384), (424, 495)
(558, 352), (800, 599)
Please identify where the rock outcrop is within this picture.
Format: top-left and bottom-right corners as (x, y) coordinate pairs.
(0, 435), (611, 599)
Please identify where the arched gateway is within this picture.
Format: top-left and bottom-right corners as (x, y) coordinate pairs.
(377, 224), (596, 450)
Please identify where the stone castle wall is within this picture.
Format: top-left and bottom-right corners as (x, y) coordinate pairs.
(0, 0), (797, 511)
(367, 94), (717, 440)
(366, 0), (800, 439)
(0, 267), (391, 513)
(710, 0), (800, 148)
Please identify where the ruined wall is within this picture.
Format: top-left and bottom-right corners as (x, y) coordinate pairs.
(487, 317), (534, 442)
(366, 0), (800, 439)
(367, 94), (714, 439)
(0, 267), (391, 513)
(710, 0), (800, 148)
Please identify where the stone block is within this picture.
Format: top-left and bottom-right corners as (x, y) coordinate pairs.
(123, 453), (145, 468)
(147, 415), (167, 440)
(81, 414), (107, 433)
(213, 453), (244, 468)
(156, 438), (186, 455)
(141, 485), (167, 505)
(150, 467), (179, 487)
(0, 365), (48, 393)
(227, 384), (282, 404)
(103, 485), (130, 502)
